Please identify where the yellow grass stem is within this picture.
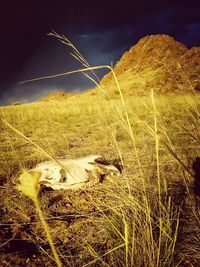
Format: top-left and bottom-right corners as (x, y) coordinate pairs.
(151, 89), (162, 266)
(34, 199), (62, 267)
(110, 69), (144, 176)
(83, 71), (128, 126)
(155, 60), (183, 93)
(18, 65), (112, 85)
(160, 139), (193, 177)
(111, 130), (130, 194)
(123, 215), (129, 267)
(48, 30), (100, 83)
(15, 169), (62, 266)
(86, 244), (109, 267)
(137, 118), (194, 177)
(151, 89), (161, 196)
(130, 222), (136, 267)
(171, 213), (180, 256)
(83, 243), (125, 267)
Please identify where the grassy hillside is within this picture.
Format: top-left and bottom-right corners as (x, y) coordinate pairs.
(0, 90), (199, 266)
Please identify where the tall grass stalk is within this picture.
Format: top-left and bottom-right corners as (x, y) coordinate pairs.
(151, 89), (161, 197)
(16, 170), (62, 267)
(111, 130), (130, 193)
(34, 197), (62, 267)
(150, 89), (162, 265)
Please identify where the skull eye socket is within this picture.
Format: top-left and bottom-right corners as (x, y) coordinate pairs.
(60, 169), (67, 183)
(61, 176), (67, 182)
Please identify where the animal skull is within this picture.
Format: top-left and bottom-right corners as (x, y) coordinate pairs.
(19, 155), (121, 190)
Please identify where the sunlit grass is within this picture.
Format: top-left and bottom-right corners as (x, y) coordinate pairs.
(0, 91), (199, 266)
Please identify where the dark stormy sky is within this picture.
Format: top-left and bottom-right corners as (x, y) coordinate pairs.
(0, 0), (200, 105)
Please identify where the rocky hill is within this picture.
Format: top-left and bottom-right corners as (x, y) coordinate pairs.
(98, 34), (200, 95)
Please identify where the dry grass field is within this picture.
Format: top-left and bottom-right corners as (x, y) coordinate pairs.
(0, 89), (199, 266)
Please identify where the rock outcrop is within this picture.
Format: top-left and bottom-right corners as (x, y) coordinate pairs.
(98, 34), (200, 95)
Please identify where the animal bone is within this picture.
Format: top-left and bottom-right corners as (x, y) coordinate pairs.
(20, 155), (121, 190)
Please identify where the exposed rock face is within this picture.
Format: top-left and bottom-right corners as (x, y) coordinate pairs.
(99, 34), (200, 95)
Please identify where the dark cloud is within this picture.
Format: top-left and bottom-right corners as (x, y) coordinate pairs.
(0, 0), (199, 105)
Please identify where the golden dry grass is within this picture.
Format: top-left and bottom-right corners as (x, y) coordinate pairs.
(0, 90), (199, 266)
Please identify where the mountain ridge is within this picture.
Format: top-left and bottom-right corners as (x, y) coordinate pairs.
(97, 34), (200, 95)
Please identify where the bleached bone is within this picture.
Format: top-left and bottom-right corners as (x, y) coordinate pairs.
(23, 155), (121, 190)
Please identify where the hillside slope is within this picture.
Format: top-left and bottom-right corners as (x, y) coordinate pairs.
(98, 34), (200, 95)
